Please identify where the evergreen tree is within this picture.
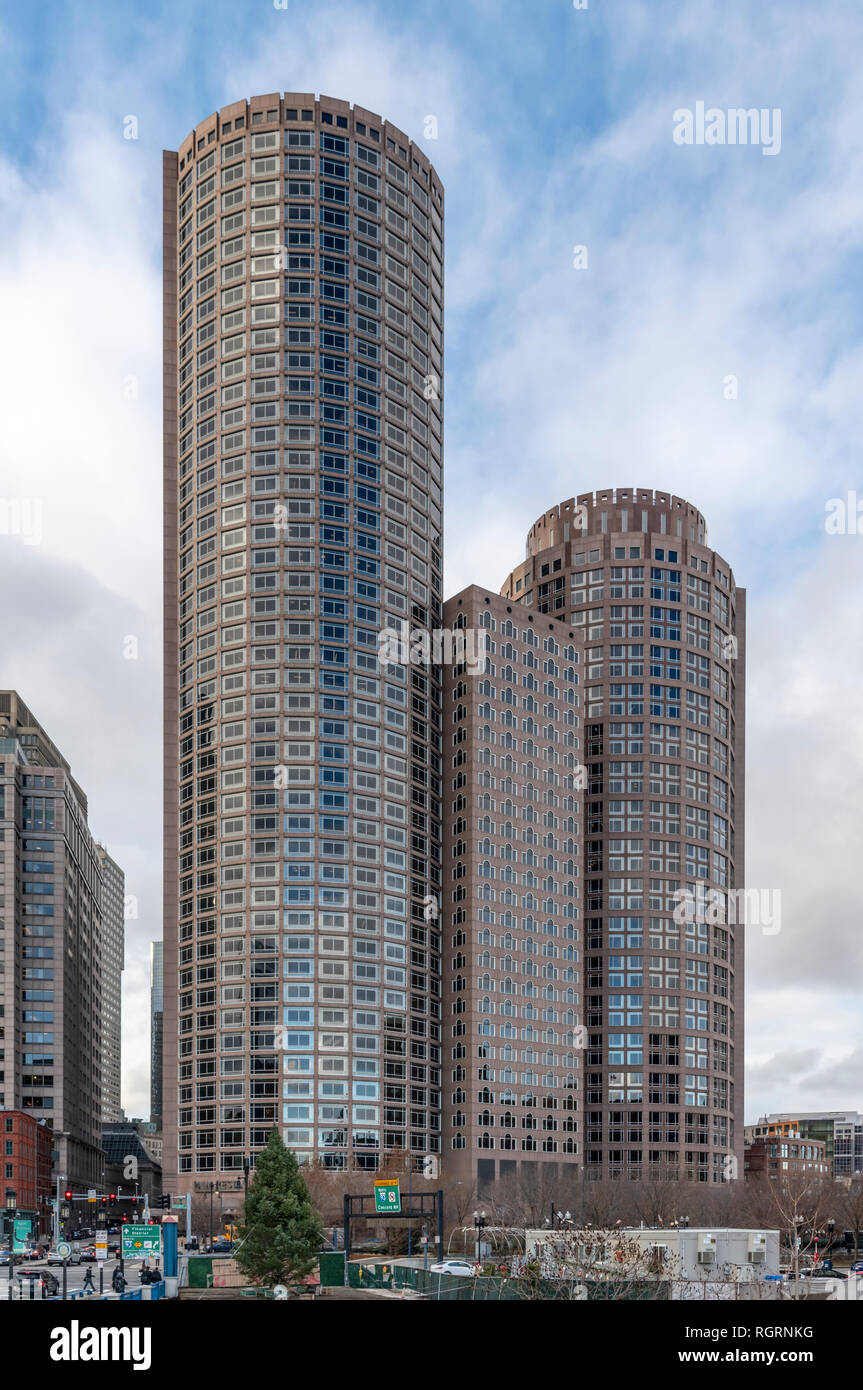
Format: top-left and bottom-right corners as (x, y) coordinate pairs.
(234, 1128), (324, 1287)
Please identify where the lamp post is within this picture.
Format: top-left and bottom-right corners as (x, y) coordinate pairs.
(51, 1129), (69, 1247)
(5, 1189), (17, 1293)
(473, 1209), (487, 1264)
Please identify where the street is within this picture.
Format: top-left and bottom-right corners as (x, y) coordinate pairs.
(0, 1258), (147, 1300)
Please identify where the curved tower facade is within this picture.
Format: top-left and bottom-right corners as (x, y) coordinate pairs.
(162, 94), (444, 1188)
(501, 488), (745, 1185)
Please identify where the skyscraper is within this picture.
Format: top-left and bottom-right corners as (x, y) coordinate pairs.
(162, 94), (444, 1190)
(0, 691), (105, 1191)
(149, 940), (163, 1127)
(96, 845), (125, 1124)
(441, 588), (584, 1188)
(500, 489), (745, 1184)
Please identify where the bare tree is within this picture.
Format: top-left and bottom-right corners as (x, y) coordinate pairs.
(836, 1176), (863, 1263)
(759, 1171), (833, 1281)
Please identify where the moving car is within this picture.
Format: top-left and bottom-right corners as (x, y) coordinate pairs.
(47, 1248), (82, 1266)
(429, 1259), (477, 1277)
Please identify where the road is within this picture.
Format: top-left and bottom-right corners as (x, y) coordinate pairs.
(0, 1257), (148, 1300)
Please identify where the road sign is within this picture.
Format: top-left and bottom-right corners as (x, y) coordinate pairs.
(57, 1242), (71, 1260)
(121, 1224), (162, 1259)
(12, 1219), (31, 1253)
(94, 1234), (108, 1260)
(373, 1179), (401, 1214)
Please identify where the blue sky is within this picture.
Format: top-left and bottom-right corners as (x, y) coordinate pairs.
(1, 0), (862, 1121)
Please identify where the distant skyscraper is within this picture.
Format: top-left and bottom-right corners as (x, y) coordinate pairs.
(96, 845), (125, 1124)
(162, 94), (444, 1189)
(0, 691), (105, 1192)
(150, 941), (163, 1127)
(500, 489), (745, 1185)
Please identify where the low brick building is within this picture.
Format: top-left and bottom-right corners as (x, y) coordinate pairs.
(1, 1110), (53, 1239)
(744, 1132), (828, 1180)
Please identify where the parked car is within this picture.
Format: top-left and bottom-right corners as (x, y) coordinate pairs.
(205, 1240), (233, 1254)
(429, 1259), (477, 1277)
(849, 1261), (863, 1273)
(46, 1248), (82, 1266)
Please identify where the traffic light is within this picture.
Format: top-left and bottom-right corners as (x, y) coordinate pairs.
(109, 1193), (116, 1203)
(159, 1194), (171, 1210)
(100, 1196), (107, 1206)
(64, 1191), (72, 1202)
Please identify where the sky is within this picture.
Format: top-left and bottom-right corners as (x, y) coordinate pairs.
(0, 0), (861, 1124)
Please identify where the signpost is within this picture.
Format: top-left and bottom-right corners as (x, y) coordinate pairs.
(121, 1224), (162, 1261)
(373, 1179), (401, 1215)
(57, 1241), (71, 1300)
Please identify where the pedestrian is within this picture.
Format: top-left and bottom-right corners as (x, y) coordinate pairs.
(82, 1266), (95, 1295)
(111, 1264), (126, 1294)
(150, 1262), (161, 1283)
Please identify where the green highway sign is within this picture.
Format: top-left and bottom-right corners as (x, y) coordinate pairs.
(121, 1225), (162, 1259)
(373, 1179), (401, 1215)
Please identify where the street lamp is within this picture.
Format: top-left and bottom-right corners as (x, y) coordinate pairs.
(473, 1209), (488, 1263)
(5, 1189), (17, 1291)
(51, 1129), (70, 1247)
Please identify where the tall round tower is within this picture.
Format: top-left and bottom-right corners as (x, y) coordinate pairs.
(502, 487), (745, 1186)
(162, 94), (444, 1190)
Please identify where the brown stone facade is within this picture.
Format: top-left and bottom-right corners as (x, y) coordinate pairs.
(441, 588), (583, 1187)
(162, 95), (444, 1186)
(744, 1135), (828, 1181)
(499, 489), (745, 1185)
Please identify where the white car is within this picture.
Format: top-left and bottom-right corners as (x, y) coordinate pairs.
(429, 1259), (477, 1277)
(47, 1249), (82, 1266)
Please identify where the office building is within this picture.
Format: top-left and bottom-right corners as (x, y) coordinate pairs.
(162, 94), (444, 1187)
(441, 587), (584, 1185)
(750, 1113), (863, 1179)
(150, 940), (163, 1126)
(499, 490), (745, 1184)
(96, 845), (125, 1123)
(744, 1129), (828, 1180)
(0, 691), (105, 1191)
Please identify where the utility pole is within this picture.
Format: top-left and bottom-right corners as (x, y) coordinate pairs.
(53, 1174), (65, 1248)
